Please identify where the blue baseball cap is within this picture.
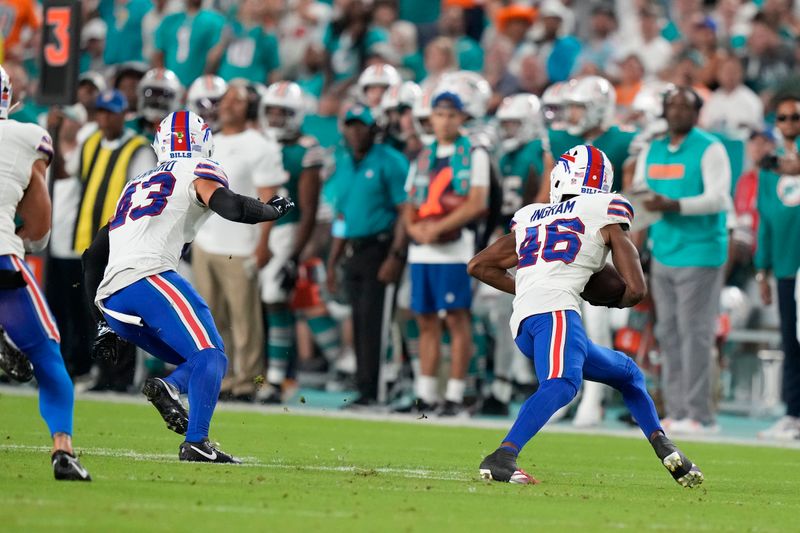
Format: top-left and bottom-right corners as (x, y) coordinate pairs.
(95, 89), (128, 114)
(431, 91), (465, 111)
(344, 105), (375, 126)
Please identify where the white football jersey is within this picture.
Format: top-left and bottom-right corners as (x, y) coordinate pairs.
(0, 120), (53, 258)
(96, 157), (229, 302)
(509, 193), (634, 336)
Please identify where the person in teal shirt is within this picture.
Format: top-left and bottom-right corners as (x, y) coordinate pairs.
(326, 106), (408, 406)
(100, 0), (152, 65)
(635, 86), (731, 431)
(209, 0), (279, 83)
(754, 95), (800, 437)
(153, 0), (224, 87)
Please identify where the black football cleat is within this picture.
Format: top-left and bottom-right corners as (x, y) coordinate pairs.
(479, 395), (510, 416)
(651, 434), (704, 488)
(179, 439), (241, 464)
(0, 326), (33, 382)
(479, 447), (537, 484)
(142, 378), (188, 435)
(393, 398), (437, 415)
(52, 450), (91, 481)
(438, 400), (468, 417)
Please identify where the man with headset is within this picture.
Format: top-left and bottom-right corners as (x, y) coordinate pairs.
(631, 85), (732, 435)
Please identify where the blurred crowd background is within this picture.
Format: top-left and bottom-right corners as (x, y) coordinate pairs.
(3, 0), (800, 440)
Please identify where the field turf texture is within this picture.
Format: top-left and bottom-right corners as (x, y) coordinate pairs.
(1, 392), (798, 532)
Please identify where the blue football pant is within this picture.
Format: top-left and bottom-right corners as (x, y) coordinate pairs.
(0, 255), (74, 437)
(101, 271), (227, 442)
(504, 310), (662, 451)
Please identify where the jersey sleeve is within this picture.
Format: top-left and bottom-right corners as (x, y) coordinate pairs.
(193, 159), (230, 188)
(28, 125), (53, 165)
(603, 194), (635, 229)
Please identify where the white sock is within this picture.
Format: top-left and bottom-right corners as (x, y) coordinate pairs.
(416, 375), (439, 404)
(491, 378), (512, 404)
(444, 378), (466, 404)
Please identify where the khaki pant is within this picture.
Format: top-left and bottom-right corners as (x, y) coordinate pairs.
(192, 246), (264, 396)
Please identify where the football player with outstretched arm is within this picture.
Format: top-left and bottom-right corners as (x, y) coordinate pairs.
(468, 144), (703, 488)
(86, 110), (293, 463)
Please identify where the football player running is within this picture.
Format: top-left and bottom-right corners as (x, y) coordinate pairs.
(90, 110), (293, 463)
(0, 65), (91, 480)
(468, 145), (703, 488)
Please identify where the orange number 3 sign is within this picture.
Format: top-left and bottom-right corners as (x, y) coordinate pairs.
(44, 7), (71, 67)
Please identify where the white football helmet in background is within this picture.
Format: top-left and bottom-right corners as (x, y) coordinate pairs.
(139, 68), (184, 124)
(564, 75), (616, 136)
(541, 81), (570, 129)
(412, 84), (436, 145)
(550, 144), (613, 203)
(436, 70), (492, 120)
(357, 63), (401, 108)
(496, 93), (544, 153)
(380, 81), (421, 115)
(259, 80), (306, 141)
(152, 110), (214, 162)
(186, 74), (227, 130)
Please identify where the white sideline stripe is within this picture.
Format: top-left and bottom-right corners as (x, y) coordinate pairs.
(0, 444), (468, 481)
(2, 386), (799, 450)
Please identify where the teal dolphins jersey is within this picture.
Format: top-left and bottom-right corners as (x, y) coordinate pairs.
(548, 125), (637, 192)
(276, 136), (325, 227)
(499, 139), (546, 218)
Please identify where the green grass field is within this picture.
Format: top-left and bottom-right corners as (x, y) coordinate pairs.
(2, 392), (798, 532)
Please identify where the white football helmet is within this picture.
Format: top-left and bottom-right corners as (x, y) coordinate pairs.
(436, 70), (491, 120)
(138, 68), (184, 123)
(631, 81), (670, 125)
(186, 75), (227, 129)
(259, 80), (306, 141)
(496, 93), (544, 153)
(412, 84), (436, 145)
(0, 65), (12, 120)
(541, 81), (570, 128)
(380, 81), (421, 115)
(152, 110), (214, 162)
(550, 144), (614, 203)
(564, 75), (616, 136)
(357, 63), (401, 107)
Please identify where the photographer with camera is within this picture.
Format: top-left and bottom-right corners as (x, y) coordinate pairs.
(754, 95), (800, 440)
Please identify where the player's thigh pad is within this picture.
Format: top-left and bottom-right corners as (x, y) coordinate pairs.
(514, 309), (586, 386)
(0, 255), (60, 349)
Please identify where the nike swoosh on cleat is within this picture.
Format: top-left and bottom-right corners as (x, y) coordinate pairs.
(54, 456), (90, 479)
(158, 379), (180, 401)
(190, 445), (217, 460)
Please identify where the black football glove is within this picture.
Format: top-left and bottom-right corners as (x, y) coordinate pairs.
(278, 258), (299, 292)
(267, 195), (295, 218)
(92, 320), (130, 365)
